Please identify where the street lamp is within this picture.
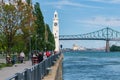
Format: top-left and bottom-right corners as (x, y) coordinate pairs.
(35, 35), (38, 51)
(29, 35), (32, 60)
(45, 47), (46, 52)
(60, 44), (63, 53)
(30, 35), (33, 51)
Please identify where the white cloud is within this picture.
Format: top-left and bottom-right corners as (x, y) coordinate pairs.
(45, 0), (103, 9)
(76, 16), (120, 27)
(90, 0), (120, 4)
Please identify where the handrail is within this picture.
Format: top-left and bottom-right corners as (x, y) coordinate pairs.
(6, 53), (61, 80)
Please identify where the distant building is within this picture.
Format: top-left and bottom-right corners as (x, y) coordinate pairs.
(72, 44), (79, 50)
(72, 44), (86, 51)
(79, 46), (86, 50)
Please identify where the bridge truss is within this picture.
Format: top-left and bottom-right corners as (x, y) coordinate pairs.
(59, 27), (120, 41)
(59, 27), (120, 52)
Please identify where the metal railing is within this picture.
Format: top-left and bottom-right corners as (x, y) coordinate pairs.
(6, 53), (61, 80)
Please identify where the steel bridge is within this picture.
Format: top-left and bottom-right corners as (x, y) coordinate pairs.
(59, 27), (120, 52)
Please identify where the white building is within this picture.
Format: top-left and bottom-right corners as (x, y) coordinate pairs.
(72, 44), (79, 50)
(72, 44), (86, 51)
(53, 11), (60, 52)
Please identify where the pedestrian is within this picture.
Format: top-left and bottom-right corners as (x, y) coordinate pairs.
(20, 51), (25, 63)
(38, 52), (43, 63)
(46, 51), (51, 57)
(32, 53), (38, 65)
(11, 53), (15, 65)
(6, 55), (11, 64)
(43, 52), (47, 60)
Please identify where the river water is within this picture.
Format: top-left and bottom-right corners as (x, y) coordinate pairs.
(63, 51), (120, 80)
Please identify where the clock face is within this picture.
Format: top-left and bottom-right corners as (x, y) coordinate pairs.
(54, 23), (57, 26)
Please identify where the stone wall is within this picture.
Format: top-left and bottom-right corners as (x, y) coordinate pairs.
(55, 54), (63, 80)
(43, 54), (63, 80)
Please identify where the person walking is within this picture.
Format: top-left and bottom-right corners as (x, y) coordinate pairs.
(38, 52), (43, 63)
(20, 51), (25, 63)
(11, 53), (17, 65)
(6, 55), (11, 64)
(46, 51), (51, 57)
(43, 52), (47, 60)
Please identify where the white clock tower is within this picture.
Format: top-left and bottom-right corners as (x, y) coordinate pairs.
(53, 11), (59, 52)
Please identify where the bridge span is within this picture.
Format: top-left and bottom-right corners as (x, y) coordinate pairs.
(59, 27), (120, 52)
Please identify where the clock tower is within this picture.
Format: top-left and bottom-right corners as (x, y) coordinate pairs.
(53, 11), (59, 52)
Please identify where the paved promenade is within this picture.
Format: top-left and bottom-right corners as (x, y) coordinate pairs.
(0, 61), (32, 80)
(0, 54), (63, 80)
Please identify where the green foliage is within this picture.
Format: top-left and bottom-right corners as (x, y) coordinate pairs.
(110, 45), (120, 52)
(0, 34), (6, 52)
(34, 2), (45, 36)
(26, 0), (31, 5)
(0, 4), (18, 54)
(45, 24), (55, 51)
(12, 34), (25, 52)
(0, 63), (6, 69)
(0, 63), (12, 69)
(33, 3), (55, 51)
(0, 1), (56, 60)
(34, 2), (46, 51)
(0, 1), (35, 56)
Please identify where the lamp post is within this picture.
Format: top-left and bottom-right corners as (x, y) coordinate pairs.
(35, 35), (38, 51)
(45, 47), (46, 52)
(60, 44), (63, 53)
(29, 35), (32, 60)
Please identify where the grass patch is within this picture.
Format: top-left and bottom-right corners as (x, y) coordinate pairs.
(0, 63), (13, 69)
(0, 63), (6, 69)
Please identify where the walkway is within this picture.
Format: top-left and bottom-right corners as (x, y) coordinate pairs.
(0, 61), (32, 80)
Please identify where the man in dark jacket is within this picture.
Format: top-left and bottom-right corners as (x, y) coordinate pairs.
(38, 52), (43, 63)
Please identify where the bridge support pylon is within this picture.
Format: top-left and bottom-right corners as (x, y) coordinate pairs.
(106, 40), (110, 52)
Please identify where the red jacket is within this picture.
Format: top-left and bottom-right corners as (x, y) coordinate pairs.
(46, 51), (51, 57)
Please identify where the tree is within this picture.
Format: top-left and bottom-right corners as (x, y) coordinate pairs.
(110, 45), (120, 52)
(0, 4), (19, 55)
(33, 2), (56, 51)
(26, 0), (31, 5)
(0, 33), (6, 53)
(0, 0), (35, 55)
(34, 2), (46, 51)
(12, 34), (25, 53)
(17, 0), (35, 54)
(45, 24), (55, 51)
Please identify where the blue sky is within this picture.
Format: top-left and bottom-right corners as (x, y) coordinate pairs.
(32, 0), (120, 49)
